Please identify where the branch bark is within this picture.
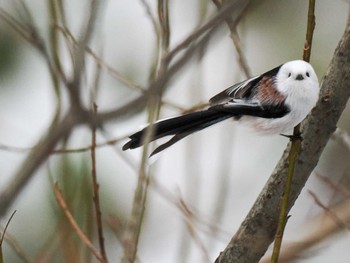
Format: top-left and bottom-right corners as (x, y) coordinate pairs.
(215, 26), (350, 263)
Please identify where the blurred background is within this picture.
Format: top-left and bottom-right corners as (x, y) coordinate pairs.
(0, 0), (350, 262)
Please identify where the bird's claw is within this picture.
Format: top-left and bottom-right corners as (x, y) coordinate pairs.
(280, 133), (303, 141)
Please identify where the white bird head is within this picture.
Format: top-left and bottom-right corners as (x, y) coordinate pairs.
(276, 60), (319, 98)
(273, 60), (319, 130)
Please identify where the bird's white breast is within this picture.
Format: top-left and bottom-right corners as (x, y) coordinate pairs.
(240, 60), (319, 134)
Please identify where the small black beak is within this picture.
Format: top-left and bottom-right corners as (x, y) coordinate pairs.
(295, 74), (304, 80)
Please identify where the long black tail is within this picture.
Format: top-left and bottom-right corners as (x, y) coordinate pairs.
(122, 109), (233, 156)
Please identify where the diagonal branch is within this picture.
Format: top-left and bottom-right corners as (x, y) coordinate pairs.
(0, 0), (252, 218)
(53, 183), (106, 262)
(215, 25), (350, 263)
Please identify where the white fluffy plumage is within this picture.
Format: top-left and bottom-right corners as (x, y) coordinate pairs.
(123, 60), (320, 155)
(242, 60), (319, 134)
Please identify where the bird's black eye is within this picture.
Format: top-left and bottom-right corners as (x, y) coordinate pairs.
(288, 73), (291, 77)
(306, 72), (310, 77)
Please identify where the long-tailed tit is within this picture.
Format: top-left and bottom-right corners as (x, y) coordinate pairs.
(123, 60), (319, 156)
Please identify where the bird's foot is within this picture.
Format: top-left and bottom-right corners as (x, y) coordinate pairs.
(280, 133), (303, 141)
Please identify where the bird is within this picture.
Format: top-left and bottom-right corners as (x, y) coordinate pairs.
(123, 60), (319, 156)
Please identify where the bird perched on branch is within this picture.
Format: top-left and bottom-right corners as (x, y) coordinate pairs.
(123, 60), (319, 156)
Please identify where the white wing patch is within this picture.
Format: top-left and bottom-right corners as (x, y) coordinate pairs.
(209, 75), (260, 105)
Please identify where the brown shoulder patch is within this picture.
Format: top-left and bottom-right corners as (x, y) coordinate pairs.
(257, 76), (285, 104)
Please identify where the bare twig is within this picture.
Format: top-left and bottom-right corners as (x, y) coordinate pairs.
(122, 1), (171, 261)
(0, 210), (17, 263)
(166, 0), (248, 63)
(0, 144), (32, 153)
(0, 0), (253, 217)
(0, 112), (79, 216)
(271, 1), (316, 262)
(0, 135), (128, 154)
(216, 2), (350, 262)
(56, 25), (143, 92)
(178, 199), (211, 263)
(66, 0), (101, 111)
(316, 172), (350, 198)
(261, 196), (350, 262)
(0, 226), (31, 263)
(90, 104), (108, 262)
(0, 210), (16, 246)
(0, 7), (43, 50)
(53, 182), (105, 262)
(308, 190), (349, 229)
(212, 0), (252, 78)
(139, 0), (160, 41)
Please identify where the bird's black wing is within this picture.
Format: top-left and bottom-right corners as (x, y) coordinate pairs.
(209, 64), (282, 105)
(123, 64), (288, 155)
(209, 100), (289, 119)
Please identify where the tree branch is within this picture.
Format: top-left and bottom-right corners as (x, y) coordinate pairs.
(215, 25), (350, 263)
(0, 0), (252, 217)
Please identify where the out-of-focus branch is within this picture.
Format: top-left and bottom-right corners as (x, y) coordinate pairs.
(55, 25), (143, 92)
(66, 0), (100, 111)
(165, 0), (249, 63)
(212, 0), (252, 78)
(215, 24), (350, 263)
(0, 225), (31, 263)
(261, 196), (350, 263)
(90, 104), (108, 262)
(122, 1), (171, 261)
(0, 112), (79, 217)
(53, 183), (106, 263)
(0, 0), (252, 217)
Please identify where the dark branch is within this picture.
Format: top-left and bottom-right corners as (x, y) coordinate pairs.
(215, 25), (350, 263)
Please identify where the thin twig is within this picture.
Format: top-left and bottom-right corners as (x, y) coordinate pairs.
(48, 0), (64, 124)
(215, 13), (350, 263)
(122, 2), (171, 261)
(139, 0), (160, 40)
(178, 199), (211, 263)
(316, 172), (350, 198)
(261, 195), (350, 262)
(165, 0), (245, 63)
(0, 210), (16, 263)
(90, 104), (108, 262)
(67, 0), (101, 110)
(0, 210), (17, 246)
(308, 191), (349, 229)
(55, 24), (143, 92)
(0, 0), (250, 217)
(0, 210), (17, 263)
(0, 8), (42, 49)
(53, 182), (105, 262)
(0, 226), (31, 263)
(271, 1), (316, 262)
(212, 0), (252, 78)
(0, 136), (127, 154)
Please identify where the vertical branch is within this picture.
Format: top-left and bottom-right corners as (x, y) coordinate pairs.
(68, 0), (100, 111)
(303, 0), (316, 62)
(122, 2), (170, 262)
(271, 0), (316, 262)
(90, 104), (108, 262)
(48, 0), (64, 125)
(158, 0), (170, 54)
